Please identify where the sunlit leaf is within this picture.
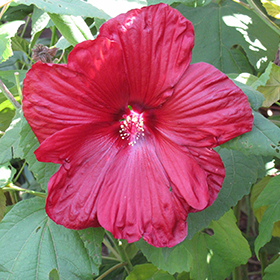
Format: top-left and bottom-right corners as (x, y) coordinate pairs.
(261, 0), (280, 19)
(49, 268), (60, 280)
(0, 197), (99, 279)
(0, 21), (25, 63)
(0, 163), (16, 188)
(48, 14), (93, 46)
(177, 1), (278, 73)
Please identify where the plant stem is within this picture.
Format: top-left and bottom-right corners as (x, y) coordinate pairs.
(246, 195), (251, 237)
(246, 0), (280, 36)
(260, 251), (268, 277)
(102, 237), (122, 262)
(20, 15), (31, 38)
(0, 79), (21, 109)
(3, 184), (47, 198)
(14, 72), (22, 100)
(50, 26), (57, 47)
(96, 262), (128, 280)
(115, 240), (133, 272)
(13, 161), (26, 183)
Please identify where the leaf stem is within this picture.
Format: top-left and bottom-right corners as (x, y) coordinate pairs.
(96, 262), (128, 280)
(0, 79), (21, 109)
(102, 237), (122, 262)
(246, 0), (280, 36)
(3, 184), (47, 198)
(20, 15), (31, 38)
(50, 26), (57, 47)
(13, 161), (26, 183)
(14, 72), (22, 100)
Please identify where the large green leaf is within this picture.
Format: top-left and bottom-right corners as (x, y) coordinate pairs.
(254, 175), (280, 256)
(19, 116), (59, 191)
(263, 256), (280, 280)
(254, 62), (280, 108)
(137, 210), (251, 279)
(0, 21), (25, 63)
(222, 111), (280, 159)
(48, 14), (94, 46)
(0, 109), (23, 164)
(177, 1), (279, 73)
(126, 264), (175, 280)
(187, 148), (266, 238)
(0, 197), (101, 279)
(14, 0), (146, 19)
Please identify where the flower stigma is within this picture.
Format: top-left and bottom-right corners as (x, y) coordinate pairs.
(119, 107), (145, 146)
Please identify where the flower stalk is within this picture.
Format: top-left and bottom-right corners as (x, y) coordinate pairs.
(3, 184), (47, 198)
(0, 79), (21, 109)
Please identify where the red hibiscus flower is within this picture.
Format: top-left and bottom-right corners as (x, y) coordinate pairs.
(22, 3), (253, 247)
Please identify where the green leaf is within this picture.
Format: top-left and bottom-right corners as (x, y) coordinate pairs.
(11, 35), (29, 53)
(263, 256), (280, 280)
(19, 116), (59, 191)
(254, 175), (280, 256)
(177, 1), (279, 73)
(30, 6), (53, 49)
(231, 79), (264, 110)
(187, 148), (265, 238)
(0, 263), (10, 274)
(254, 62), (280, 107)
(261, 0), (280, 19)
(78, 228), (104, 274)
(0, 21), (25, 63)
(126, 264), (174, 280)
(222, 111), (280, 159)
(0, 189), (6, 222)
(55, 36), (71, 50)
(48, 14), (94, 46)
(137, 210), (251, 279)
(0, 163), (16, 188)
(0, 197), (98, 279)
(49, 268), (60, 280)
(0, 109), (23, 164)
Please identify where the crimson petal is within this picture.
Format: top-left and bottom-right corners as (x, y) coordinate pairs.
(99, 3), (194, 108)
(155, 62), (253, 148)
(23, 38), (128, 143)
(35, 123), (121, 229)
(97, 138), (188, 248)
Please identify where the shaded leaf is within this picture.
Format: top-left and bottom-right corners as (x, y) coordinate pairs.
(254, 175), (280, 256)
(177, 1), (278, 73)
(0, 109), (23, 164)
(263, 256), (280, 280)
(222, 111), (280, 159)
(187, 148), (265, 238)
(48, 14), (93, 46)
(0, 263), (10, 273)
(11, 35), (29, 53)
(137, 210), (251, 279)
(78, 228), (104, 274)
(49, 268), (60, 280)
(126, 264), (174, 280)
(0, 189), (6, 222)
(19, 116), (59, 191)
(0, 197), (98, 280)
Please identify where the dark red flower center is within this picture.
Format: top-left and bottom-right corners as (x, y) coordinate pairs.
(119, 107), (145, 146)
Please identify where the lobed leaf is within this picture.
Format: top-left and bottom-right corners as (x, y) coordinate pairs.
(0, 197), (100, 279)
(19, 115), (59, 191)
(187, 148), (266, 238)
(222, 112), (280, 159)
(137, 210), (251, 279)
(177, 1), (279, 73)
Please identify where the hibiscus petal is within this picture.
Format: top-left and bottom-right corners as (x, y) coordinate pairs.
(97, 138), (188, 247)
(22, 38), (128, 143)
(99, 3), (194, 109)
(155, 62), (253, 148)
(36, 123), (121, 229)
